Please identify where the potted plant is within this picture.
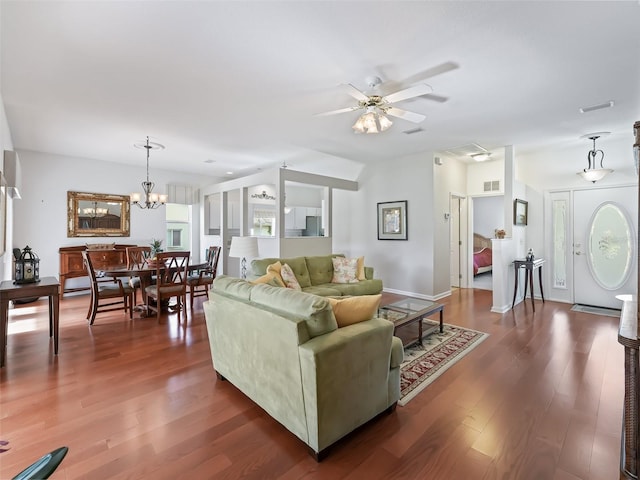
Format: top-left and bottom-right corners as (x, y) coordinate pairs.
(150, 238), (163, 259)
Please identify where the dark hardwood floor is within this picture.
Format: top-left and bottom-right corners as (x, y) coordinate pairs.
(0, 288), (624, 479)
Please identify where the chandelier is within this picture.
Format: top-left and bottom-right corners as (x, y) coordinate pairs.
(352, 106), (393, 134)
(577, 134), (613, 183)
(131, 136), (167, 209)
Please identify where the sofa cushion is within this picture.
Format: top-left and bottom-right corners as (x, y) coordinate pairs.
(327, 279), (383, 296)
(212, 275), (254, 301)
(281, 257), (312, 288)
(327, 294), (381, 327)
(281, 263), (302, 290)
(250, 283), (337, 338)
(304, 255), (335, 286)
(302, 285), (343, 297)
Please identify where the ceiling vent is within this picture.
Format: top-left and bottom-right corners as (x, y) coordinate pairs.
(483, 180), (500, 192)
(443, 143), (490, 158)
(579, 101), (614, 114)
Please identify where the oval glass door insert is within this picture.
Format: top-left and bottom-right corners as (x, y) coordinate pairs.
(587, 202), (634, 290)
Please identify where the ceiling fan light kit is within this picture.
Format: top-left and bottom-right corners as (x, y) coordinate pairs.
(352, 107), (393, 134)
(320, 77), (435, 134)
(577, 133), (613, 183)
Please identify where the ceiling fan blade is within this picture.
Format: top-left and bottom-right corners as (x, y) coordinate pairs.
(342, 83), (369, 102)
(386, 107), (426, 123)
(423, 93), (449, 103)
(315, 106), (361, 117)
(384, 83), (433, 104)
(402, 62), (460, 85)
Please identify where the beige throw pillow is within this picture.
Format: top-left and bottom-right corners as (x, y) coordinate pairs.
(250, 272), (285, 287)
(356, 256), (366, 281)
(327, 294), (382, 327)
(280, 263), (302, 291)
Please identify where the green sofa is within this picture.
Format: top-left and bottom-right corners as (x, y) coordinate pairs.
(203, 275), (403, 460)
(249, 254), (383, 296)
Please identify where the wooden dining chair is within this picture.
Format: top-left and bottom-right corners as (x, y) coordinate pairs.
(126, 246), (152, 304)
(187, 246), (221, 309)
(145, 251), (190, 321)
(82, 251), (135, 325)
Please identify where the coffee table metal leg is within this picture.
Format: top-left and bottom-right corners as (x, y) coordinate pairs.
(439, 309), (444, 333)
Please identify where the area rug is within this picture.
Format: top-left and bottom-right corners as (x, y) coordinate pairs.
(399, 322), (488, 406)
(570, 304), (621, 318)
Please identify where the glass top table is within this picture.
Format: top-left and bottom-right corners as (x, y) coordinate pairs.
(378, 298), (444, 346)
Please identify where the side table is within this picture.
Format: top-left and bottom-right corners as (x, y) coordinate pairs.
(0, 276), (60, 367)
(511, 259), (545, 311)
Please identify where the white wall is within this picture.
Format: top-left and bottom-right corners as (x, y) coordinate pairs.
(14, 150), (214, 285)
(473, 196), (503, 239)
(333, 152), (437, 299)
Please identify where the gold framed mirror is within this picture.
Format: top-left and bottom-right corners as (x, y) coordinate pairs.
(67, 191), (130, 237)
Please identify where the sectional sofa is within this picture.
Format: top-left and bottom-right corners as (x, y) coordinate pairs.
(203, 276), (403, 460)
(249, 254), (383, 296)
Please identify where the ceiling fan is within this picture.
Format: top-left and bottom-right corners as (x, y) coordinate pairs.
(316, 75), (434, 133)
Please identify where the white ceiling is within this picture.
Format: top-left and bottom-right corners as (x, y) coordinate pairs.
(1, 1), (639, 180)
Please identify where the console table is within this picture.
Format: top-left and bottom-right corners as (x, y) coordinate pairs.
(59, 244), (135, 298)
(511, 258), (545, 311)
(0, 276), (60, 367)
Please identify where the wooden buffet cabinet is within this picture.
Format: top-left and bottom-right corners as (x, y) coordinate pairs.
(59, 245), (135, 297)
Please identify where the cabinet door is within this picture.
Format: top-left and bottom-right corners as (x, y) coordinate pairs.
(294, 207), (307, 229)
(285, 209), (295, 229)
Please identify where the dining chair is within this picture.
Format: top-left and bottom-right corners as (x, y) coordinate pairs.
(187, 246), (221, 309)
(126, 246), (152, 304)
(145, 251), (190, 321)
(82, 251), (134, 325)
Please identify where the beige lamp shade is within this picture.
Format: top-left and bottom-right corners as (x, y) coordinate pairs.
(228, 236), (259, 259)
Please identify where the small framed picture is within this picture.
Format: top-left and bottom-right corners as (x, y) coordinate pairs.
(377, 200), (408, 240)
(514, 198), (528, 226)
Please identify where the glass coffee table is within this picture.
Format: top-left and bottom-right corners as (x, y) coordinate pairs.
(378, 298), (444, 347)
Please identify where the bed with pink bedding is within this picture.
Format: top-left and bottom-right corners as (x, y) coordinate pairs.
(473, 233), (493, 276)
(473, 247), (492, 276)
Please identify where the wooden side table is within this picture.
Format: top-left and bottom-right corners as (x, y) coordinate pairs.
(0, 276), (60, 367)
(511, 259), (545, 311)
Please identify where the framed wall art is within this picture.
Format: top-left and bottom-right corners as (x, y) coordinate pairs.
(514, 198), (528, 226)
(67, 191), (130, 237)
(377, 200), (408, 240)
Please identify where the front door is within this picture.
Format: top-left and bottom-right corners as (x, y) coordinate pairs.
(573, 186), (637, 309)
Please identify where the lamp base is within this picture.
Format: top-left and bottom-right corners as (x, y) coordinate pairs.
(241, 257), (247, 280)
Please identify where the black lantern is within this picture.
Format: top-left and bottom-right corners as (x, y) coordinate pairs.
(14, 245), (40, 284)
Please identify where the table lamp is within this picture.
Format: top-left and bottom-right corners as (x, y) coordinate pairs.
(228, 236), (259, 279)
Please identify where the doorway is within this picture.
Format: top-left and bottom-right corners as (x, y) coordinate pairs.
(471, 195), (504, 290)
(573, 186), (637, 309)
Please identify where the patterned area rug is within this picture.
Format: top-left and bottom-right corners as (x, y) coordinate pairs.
(399, 322), (488, 406)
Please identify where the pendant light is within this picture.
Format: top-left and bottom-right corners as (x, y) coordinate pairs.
(131, 136), (168, 209)
(577, 134), (613, 183)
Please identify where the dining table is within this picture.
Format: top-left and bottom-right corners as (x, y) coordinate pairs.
(99, 262), (209, 316)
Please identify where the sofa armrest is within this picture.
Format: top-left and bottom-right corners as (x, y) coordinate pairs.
(364, 266), (374, 280)
(298, 317), (396, 452)
(390, 336), (404, 369)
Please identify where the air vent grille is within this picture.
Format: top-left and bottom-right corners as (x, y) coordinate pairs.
(483, 180), (500, 192)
